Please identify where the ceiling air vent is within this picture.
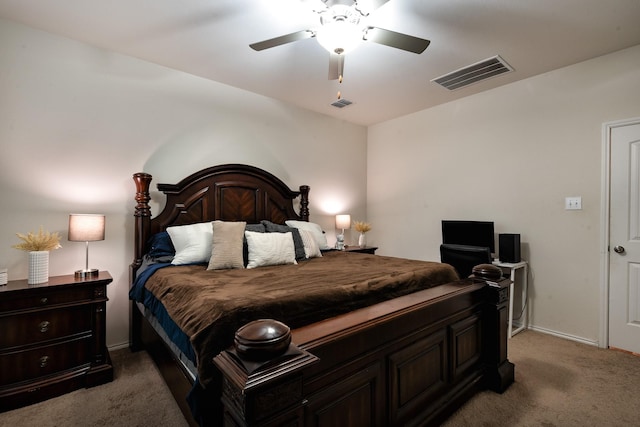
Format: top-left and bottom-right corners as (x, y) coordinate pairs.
(331, 99), (353, 108)
(432, 55), (513, 90)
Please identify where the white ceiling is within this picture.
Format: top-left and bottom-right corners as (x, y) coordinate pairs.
(1, 0), (640, 126)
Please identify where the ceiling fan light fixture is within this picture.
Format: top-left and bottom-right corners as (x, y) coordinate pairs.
(316, 20), (363, 54)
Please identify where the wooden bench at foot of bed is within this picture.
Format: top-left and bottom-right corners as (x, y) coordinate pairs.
(214, 275), (514, 427)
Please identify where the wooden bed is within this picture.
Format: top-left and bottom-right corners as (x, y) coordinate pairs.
(129, 163), (514, 426)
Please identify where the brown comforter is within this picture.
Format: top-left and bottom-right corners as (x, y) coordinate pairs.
(144, 251), (458, 387)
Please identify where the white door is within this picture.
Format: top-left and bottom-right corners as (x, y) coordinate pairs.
(609, 119), (640, 354)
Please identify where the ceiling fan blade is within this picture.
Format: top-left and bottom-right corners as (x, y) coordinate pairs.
(356, 0), (391, 14)
(368, 0), (391, 8)
(250, 30), (315, 51)
(328, 53), (345, 80)
(364, 27), (430, 54)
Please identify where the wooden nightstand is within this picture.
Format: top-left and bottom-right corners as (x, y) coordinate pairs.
(0, 271), (113, 411)
(344, 246), (378, 255)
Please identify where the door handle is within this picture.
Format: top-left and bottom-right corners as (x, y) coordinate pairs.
(613, 245), (626, 254)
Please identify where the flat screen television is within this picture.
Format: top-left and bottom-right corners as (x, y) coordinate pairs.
(441, 220), (495, 255)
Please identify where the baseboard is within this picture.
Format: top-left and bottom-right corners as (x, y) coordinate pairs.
(108, 341), (131, 351)
(526, 324), (599, 347)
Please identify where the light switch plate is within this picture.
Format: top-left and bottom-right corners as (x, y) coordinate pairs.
(565, 196), (582, 210)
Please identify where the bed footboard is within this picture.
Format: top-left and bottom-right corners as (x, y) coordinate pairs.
(214, 277), (514, 427)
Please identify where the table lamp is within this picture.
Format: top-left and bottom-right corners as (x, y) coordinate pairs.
(335, 214), (351, 250)
(68, 214), (105, 278)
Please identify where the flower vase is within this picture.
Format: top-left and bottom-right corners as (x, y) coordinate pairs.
(28, 251), (49, 284)
(358, 232), (366, 248)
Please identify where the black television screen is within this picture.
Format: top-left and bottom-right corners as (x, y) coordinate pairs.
(441, 220), (495, 254)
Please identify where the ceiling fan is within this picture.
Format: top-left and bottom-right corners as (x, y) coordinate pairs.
(250, 0), (430, 81)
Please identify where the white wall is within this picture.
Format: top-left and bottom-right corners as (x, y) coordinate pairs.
(367, 45), (640, 344)
(0, 19), (367, 349)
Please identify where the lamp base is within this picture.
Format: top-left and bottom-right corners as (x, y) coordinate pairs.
(75, 269), (99, 279)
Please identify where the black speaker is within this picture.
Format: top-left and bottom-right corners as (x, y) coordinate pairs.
(499, 233), (521, 263)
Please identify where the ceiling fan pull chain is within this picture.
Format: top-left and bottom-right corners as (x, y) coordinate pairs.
(337, 51), (343, 99)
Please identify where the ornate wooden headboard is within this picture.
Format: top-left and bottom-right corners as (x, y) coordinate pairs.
(131, 164), (310, 274)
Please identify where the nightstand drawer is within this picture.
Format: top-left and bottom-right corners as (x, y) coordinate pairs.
(0, 286), (95, 312)
(0, 305), (93, 349)
(0, 337), (90, 386)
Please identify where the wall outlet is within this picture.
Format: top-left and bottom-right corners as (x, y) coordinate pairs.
(565, 196), (582, 210)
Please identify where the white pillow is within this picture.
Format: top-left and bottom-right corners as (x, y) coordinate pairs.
(166, 222), (213, 265)
(245, 231), (297, 269)
(285, 220), (330, 250)
(299, 229), (322, 259)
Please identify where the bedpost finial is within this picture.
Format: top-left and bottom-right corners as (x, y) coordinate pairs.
(133, 173), (152, 217)
(234, 319), (292, 362)
(471, 264), (503, 281)
(299, 185), (310, 221)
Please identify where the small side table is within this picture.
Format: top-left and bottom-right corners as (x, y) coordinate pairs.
(0, 271), (113, 411)
(344, 246), (378, 255)
(493, 260), (528, 338)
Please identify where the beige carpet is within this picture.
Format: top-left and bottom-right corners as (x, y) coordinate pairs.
(444, 331), (640, 426)
(0, 348), (189, 427)
(1, 331), (639, 426)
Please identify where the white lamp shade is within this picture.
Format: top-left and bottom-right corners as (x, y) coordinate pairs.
(68, 214), (105, 242)
(336, 214), (352, 230)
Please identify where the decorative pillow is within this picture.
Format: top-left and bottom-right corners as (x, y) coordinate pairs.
(245, 231), (297, 269)
(243, 223), (266, 266)
(147, 231), (175, 259)
(166, 222), (213, 265)
(299, 229), (322, 259)
(261, 220), (306, 261)
(207, 221), (246, 270)
(285, 220), (330, 250)
(245, 223), (266, 233)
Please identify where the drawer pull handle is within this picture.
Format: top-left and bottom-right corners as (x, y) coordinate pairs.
(40, 297), (49, 305)
(39, 356), (50, 368)
(39, 321), (50, 333)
